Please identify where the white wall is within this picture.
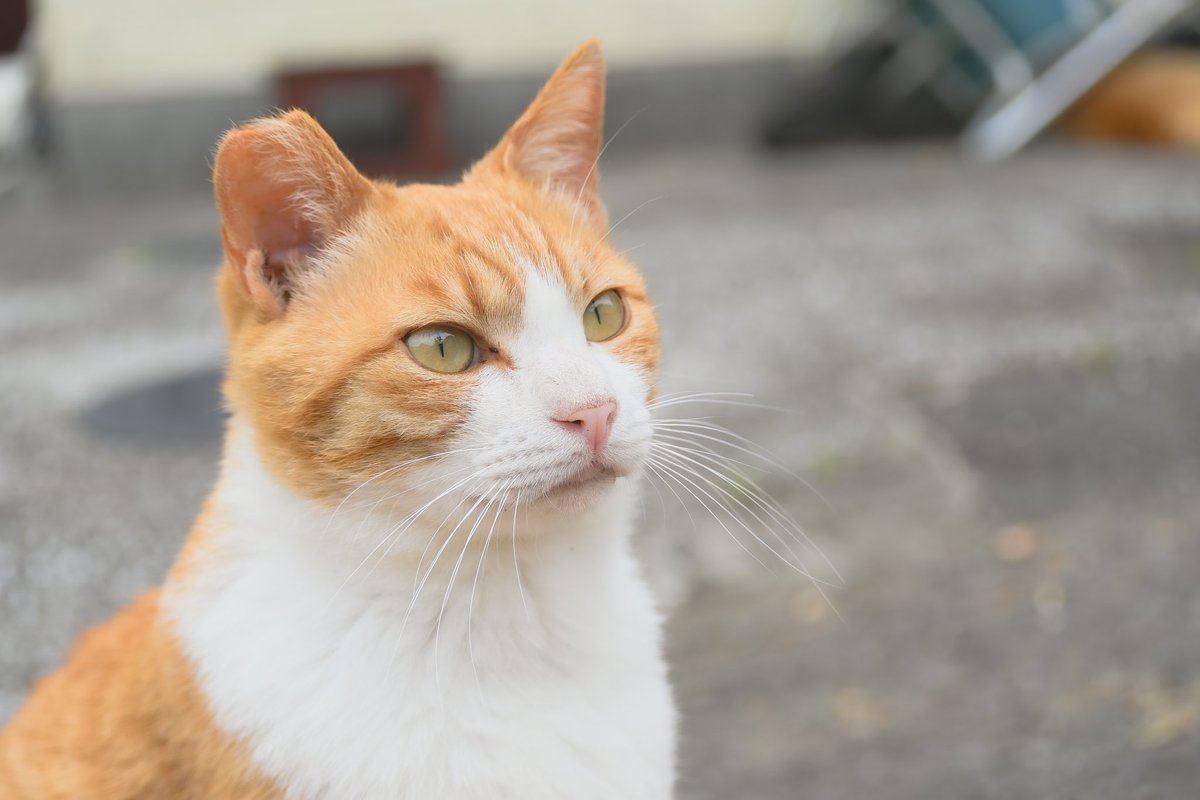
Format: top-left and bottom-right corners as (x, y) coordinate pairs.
(36, 0), (878, 101)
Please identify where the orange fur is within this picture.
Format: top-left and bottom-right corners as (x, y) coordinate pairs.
(1061, 51), (1200, 149)
(1, 518), (281, 799)
(0, 40), (660, 797)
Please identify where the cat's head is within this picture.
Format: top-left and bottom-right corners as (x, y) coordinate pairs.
(212, 41), (658, 520)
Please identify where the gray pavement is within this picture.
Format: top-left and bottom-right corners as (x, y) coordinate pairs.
(2, 145), (1200, 798)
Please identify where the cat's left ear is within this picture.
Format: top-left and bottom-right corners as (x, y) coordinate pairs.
(473, 40), (608, 230)
(213, 110), (374, 318)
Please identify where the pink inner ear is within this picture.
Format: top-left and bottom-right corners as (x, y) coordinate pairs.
(258, 215), (314, 259)
(224, 183), (321, 314)
(486, 41), (607, 230)
(238, 172), (321, 258)
(230, 175), (325, 312)
(265, 244), (318, 267)
(214, 111), (370, 314)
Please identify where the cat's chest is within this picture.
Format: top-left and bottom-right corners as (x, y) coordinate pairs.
(243, 639), (673, 800)
(166, 533), (676, 800)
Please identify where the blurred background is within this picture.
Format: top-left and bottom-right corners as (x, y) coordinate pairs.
(3, 1), (1200, 797)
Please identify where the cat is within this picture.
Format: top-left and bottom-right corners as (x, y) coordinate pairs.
(1061, 51), (1200, 150)
(0, 41), (678, 799)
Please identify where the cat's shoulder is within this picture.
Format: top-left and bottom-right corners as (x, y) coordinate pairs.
(0, 590), (281, 800)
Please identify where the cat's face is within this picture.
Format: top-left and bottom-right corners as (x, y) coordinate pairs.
(212, 42), (658, 517)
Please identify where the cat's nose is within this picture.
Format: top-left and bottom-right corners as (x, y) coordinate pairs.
(554, 401), (617, 456)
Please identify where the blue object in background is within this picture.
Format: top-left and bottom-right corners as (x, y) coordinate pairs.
(981, 0), (1076, 48)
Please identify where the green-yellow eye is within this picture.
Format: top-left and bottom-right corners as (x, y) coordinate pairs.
(583, 289), (626, 342)
(405, 326), (476, 373)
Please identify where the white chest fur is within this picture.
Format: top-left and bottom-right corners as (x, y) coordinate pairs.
(164, 443), (676, 800)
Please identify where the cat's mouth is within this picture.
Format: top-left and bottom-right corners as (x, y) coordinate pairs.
(461, 463), (621, 507)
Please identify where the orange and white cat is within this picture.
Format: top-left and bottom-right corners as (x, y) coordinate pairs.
(0, 41), (677, 799)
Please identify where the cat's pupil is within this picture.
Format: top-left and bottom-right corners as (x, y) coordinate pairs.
(593, 305), (602, 324)
(435, 334), (446, 358)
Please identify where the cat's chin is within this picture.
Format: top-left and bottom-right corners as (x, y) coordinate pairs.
(540, 465), (620, 511)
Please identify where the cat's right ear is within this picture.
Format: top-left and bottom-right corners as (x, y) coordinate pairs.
(469, 41), (609, 231)
(213, 110), (372, 318)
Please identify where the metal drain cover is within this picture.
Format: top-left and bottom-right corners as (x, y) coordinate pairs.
(81, 368), (224, 445)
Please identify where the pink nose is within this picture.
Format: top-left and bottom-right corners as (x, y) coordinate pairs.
(554, 401), (617, 456)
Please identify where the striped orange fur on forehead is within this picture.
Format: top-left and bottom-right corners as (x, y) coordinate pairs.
(214, 40), (612, 326)
(210, 40), (659, 501)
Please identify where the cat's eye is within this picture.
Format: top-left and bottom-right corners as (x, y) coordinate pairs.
(405, 326), (476, 373)
(583, 290), (626, 342)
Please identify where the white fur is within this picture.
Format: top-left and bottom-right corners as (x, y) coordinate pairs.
(165, 264), (676, 799)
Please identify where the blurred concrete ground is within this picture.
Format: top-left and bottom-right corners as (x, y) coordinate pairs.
(2, 145), (1200, 798)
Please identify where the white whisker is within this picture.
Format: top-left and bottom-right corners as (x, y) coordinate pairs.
(468, 484), (512, 695)
(510, 489), (530, 622)
(394, 486), (496, 651)
(653, 397), (803, 415)
(411, 488), (482, 593)
(348, 461), (480, 551)
(651, 421), (842, 571)
(569, 106), (647, 239)
(653, 418), (838, 517)
(650, 444), (834, 587)
(331, 469), (484, 602)
(645, 457), (698, 533)
(326, 469), (485, 608)
(647, 452), (814, 581)
(651, 430), (770, 475)
(643, 459), (772, 573)
(320, 446), (485, 540)
(648, 391), (754, 409)
(603, 195), (663, 239)
(434, 483), (508, 697)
